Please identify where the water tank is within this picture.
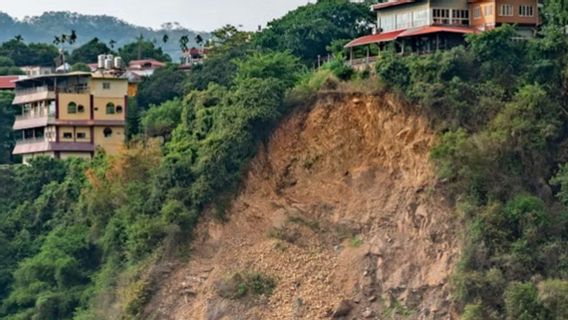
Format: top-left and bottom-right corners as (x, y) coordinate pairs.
(104, 58), (113, 70)
(114, 57), (123, 69)
(106, 54), (115, 69)
(97, 55), (106, 69)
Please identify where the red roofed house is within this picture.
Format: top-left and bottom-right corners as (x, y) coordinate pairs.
(0, 76), (24, 91)
(345, 0), (539, 68)
(127, 59), (167, 77)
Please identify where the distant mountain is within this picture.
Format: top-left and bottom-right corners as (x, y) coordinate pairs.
(0, 11), (209, 60)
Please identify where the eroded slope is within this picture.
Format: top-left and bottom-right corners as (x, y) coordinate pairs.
(146, 92), (460, 320)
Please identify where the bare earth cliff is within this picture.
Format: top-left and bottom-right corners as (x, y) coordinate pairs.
(145, 92), (461, 320)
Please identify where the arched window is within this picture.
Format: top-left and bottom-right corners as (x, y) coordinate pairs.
(116, 105), (123, 114)
(68, 102), (77, 114)
(106, 103), (115, 114)
(103, 127), (113, 138)
(77, 105), (85, 113)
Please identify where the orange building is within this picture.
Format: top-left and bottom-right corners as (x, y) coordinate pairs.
(12, 72), (128, 163)
(345, 0), (540, 67)
(469, 0), (539, 37)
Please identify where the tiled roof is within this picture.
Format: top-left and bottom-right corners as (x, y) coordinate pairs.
(128, 59), (167, 68)
(0, 76), (19, 90)
(345, 26), (477, 48)
(399, 25), (477, 37)
(372, 0), (416, 11)
(345, 30), (407, 48)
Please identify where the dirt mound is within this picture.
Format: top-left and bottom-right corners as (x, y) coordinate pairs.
(145, 92), (461, 320)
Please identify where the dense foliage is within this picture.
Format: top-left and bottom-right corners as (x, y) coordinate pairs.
(254, 0), (374, 64)
(0, 11), (206, 59)
(373, 19), (568, 320)
(2, 1), (568, 319)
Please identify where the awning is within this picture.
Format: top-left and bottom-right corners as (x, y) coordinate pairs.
(372, 0), (415, 11)
(398, 26), (477, 38)
(345, 26), (477, 48)
(345, 30), (407, 48)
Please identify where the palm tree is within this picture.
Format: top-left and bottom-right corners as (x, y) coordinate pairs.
(14, 35), (23, 42)
(69, 30), (77, 45)
(195, 34), (203, 47)
(179, 35), (189, 52)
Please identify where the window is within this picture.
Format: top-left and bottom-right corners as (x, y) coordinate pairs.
(499, 4), (513, 16)
(397, 12), (412, 29)
(63, 132), (73, 139)
(116, 106), (123, 114)
(103, 127), (113, 138)
(106, 103), (115, 114)
(380, 14), (396, 32)
(451, 9), (469, 25)
(483, 5), (494, 16)
(413, 9), (429, 28)
(473, 7), (481, 19)
(433, 9), (450, 24)
(77, 105), (85, 113)
(519, 5), (534, 17)
(102, 82), (111, 90)
(77, 132), (86, 139)
(68, 102), (77, 114)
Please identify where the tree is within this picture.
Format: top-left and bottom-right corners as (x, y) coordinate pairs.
(136, 64), (187, 109)
(0, 91), (16, 164)
(253, 0), (373, 64)
(162, 34), (169, 44)
(179, 35), (189, 52)
(118, 38), (171, 63)
(70, 38), (113, 64)
(71, 62), (91, 72)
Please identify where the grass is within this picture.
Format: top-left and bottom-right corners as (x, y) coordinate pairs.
(216, 272), (276, 300)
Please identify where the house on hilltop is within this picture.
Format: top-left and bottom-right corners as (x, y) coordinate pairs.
(11, 71), (129, 163)
(346, 0), (540, 67)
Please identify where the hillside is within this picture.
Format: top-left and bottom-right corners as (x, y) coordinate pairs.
(0, 11), (207, 59)
(143, 91), (461, 319)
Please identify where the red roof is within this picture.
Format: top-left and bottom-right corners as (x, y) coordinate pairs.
(345, 30), (406, 48)
(128, 59), (166, 68)
(345, 26), (477, 48)
(0, 76), (19, 90)
(399, 25), (477, 37)
(372, 0), (415, 10)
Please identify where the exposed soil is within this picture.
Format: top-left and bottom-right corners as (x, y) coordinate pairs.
(144, 91), (461, 320)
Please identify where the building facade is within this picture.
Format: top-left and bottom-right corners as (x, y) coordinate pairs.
(12, 72), (128, 163)
(345, 0), (539, 67)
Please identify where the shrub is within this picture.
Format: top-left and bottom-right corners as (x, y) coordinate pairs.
(216, 272), (276, 300)
(504, 282), (546, 320)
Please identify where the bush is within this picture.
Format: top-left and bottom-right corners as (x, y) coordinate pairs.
(216, 272), (276, 299)
(504, 282), (546, 320)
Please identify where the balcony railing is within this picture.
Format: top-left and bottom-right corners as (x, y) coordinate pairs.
(15, 137), (49, 145)
(15, 110), (56, 121)
(15, 86), (52, 96)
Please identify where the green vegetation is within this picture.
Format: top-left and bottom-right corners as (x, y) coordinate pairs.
(369, 6), (568, 318)
(2, 1), (568, 319)
(216, 272), (276, 299)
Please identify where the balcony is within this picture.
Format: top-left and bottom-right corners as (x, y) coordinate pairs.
(13, 86), (56, 105)
(13, 137), (95, 155)
(13, 110), (56, 130)
(13, 137), (50, 155)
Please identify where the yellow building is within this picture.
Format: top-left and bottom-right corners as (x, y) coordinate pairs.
(12, 72), (129, 163)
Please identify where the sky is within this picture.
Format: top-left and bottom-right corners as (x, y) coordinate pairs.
(0, 0), (313, 31)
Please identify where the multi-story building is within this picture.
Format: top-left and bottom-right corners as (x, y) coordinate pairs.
(12, 71), (129, 163)
(469, 0), (540, 37)
(345, 0), (539, 66)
